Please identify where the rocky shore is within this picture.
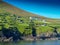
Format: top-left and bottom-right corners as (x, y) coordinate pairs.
(22, 36), (60, 41)
(0, 36), (60, 42)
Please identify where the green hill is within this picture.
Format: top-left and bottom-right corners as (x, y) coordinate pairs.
(0, 1), (60, 31)
(0, 1), (60, 23)
(0, 1), (60, 41)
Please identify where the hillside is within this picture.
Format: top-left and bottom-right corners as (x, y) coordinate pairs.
(0, 1), (60, 23)
(0, 1), (42, 17)
(0, 1), (60, 41)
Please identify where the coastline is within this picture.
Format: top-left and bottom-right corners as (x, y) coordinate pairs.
(0, 36), (60, 42)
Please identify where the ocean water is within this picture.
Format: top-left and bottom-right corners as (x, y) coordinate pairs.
(0, 40), (60, 45)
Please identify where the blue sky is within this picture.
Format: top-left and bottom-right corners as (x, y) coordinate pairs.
(3, 0), (60, 19)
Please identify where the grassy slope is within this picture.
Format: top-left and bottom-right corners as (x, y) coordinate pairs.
(0, 1), (60, 23)
(0, 1), (60, 35)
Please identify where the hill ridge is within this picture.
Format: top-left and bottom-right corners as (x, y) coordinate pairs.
(0, 1), (60, 23)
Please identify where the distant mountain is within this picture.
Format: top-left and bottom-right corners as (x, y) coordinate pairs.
(0, 1), (60, 24)
(0, 1), (40, 17)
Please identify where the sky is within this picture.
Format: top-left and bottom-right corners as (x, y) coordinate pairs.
(3, 0), (60, 19)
